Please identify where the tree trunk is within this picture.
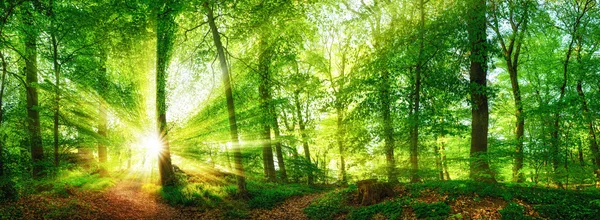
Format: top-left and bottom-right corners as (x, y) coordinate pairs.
(50, 4), (61, 167)
(576, 81), (600, 187)
(0, 52), (7, 177)
(467, 0), (495, 183)
(295, 92), (313, 185)
(273, 113), (287, 182)
(337, 105), (347, 185)
(97, 51), (108, 175)
(156, 0), (176, 186)
(381, 70), (396, 183)
(24, 7), (44, 178)
(205, 2), (247, 195)
(409, 0), (425, 183)
(258, 40), (276, 182)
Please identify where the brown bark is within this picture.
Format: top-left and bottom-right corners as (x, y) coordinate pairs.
(295, 91), (313, 184)
(409, 0), (425, 183)
(381, 70), (396, 183)
(273, 114), (287, 182)
(156, 0), (176, 186)
(467, 0), (495, 183)
(489, 0), (530, 183)
(205, 2), (247, 195)
(24, 6), (44, 178)
(258, 40), (276, 182)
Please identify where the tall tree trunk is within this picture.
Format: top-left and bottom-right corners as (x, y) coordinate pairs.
(409, 0), (425, 183)
(24, 6), (44, 178)
(509, 64), (525, 182)
(336, 105), (347, 185)
(576, 81), (600, 186)
(258, 40), (276, 182)
(97, 51), (108, 175)
(490, 0), (529, 184)
(156, 0), (176, 186)
(381, 69), (396, 183)
(442, 139), (450, 180)
(467, 0), (495, 183)
(205, 2), (247, 195)
(295, 91), (313, 185)
(273, 113), (287, 182)
(551, 0), (592, 187)
(49, 2), (61, 168)
(0, 52), (7, 177)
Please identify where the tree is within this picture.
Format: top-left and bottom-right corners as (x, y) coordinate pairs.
(467, 0), (495, 183)
(258, 38), (277, 182)
(22, 1), (44, 178)
(489, 0), (533, 183)
(156, 0), (177, 186)
(204, 1), (247, 195)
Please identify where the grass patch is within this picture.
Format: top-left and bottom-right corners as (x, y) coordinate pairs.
(159, 183), (224, 207)
(304, 185), (356, 220)
(348, 199), (405, 220)
(412, 202), (451, 219)
(247, 181), (324, 209)
(499, 202), (531, 220)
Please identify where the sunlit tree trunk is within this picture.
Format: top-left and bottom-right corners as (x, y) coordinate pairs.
(336, 104), (346, 185)
(295, 91), (313, 185)
(381, 70), (396, 183)
(23, 3), (44, 178)
(467, 0), (495, 183)
(489, 0), (530, 183)
(156, 0), (176, 186)
(205, 2), (247, 195)
(273, 113), (287, 182)
(258, 39), (276, 182)
(97, 51), (108, 175)
(409, 0), (425, 183)
(49, 1), (62, 167)
(51, 33), (61, 167)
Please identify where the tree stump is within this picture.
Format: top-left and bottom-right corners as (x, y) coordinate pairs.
(357, 179), (394, 206)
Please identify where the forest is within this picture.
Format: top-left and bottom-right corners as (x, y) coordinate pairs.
(1, 0), (600, 219)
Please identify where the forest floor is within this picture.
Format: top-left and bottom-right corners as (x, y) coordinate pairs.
(2, 171), (600, 219)
(0, 179), (322, 220)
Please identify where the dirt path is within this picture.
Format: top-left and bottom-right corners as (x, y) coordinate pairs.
(92, 181), (322, 220)
(89, 180), (186, 220)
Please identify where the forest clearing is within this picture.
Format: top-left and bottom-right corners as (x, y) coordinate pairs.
(1, 0), (600, 219)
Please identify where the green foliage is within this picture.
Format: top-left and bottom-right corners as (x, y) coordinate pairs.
(412, 202), (451, 219)
(247, 181), (322, 209)
(499, 202), (531, 220)
(0, 178), (19, 202)
(304, 185), (357, 220)
(159, 183), (223, 207)
(348, 199), (404, 220)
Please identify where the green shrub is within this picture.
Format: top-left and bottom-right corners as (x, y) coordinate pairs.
(248, 182), (321, 209)
(536, 204), (599, 220)
(304, 186), (356, 220)
(412, 202), (451, 219)
(348, 200), (403, 220)
(160, 183), (223, 207)
(0, 179), (19, 202)
(499, 202), (531, 220)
